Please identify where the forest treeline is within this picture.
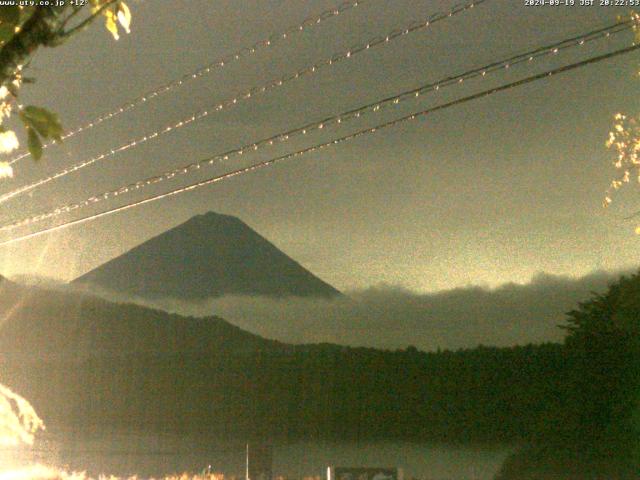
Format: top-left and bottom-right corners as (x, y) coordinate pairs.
(0, 272), (638, 478)
(3, 341), (569, 442)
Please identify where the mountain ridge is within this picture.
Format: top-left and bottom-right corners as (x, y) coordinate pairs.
(73, 211), (340, 300)
(0, 281), (284, 362)
(0, 277), (580, 450)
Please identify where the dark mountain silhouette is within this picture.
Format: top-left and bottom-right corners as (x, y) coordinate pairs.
(1, 280), (566, 445)
(72, 211), (340, 299)
(0, 281), (282, 361)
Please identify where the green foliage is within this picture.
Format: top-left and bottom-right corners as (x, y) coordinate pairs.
(18, 105), (63, 159)
(498, 272), (640, 479)
(0, 6), (34, 46)
(562, 272), (640, 434)
(0, 6), (21, 26)
(0, 2), (131, 164)
(25, 125), (42, 160)
(20, 106), (63, 141)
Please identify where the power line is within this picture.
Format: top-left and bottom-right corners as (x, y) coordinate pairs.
(1, 43), (637, 247)
(6, 0), (367, 166)
(0, 0), (485, 205)
(0, 20), (632, 233)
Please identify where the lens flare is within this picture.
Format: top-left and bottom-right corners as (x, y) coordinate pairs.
(0, 383), (44, 447)
(0, 467), (227, 480)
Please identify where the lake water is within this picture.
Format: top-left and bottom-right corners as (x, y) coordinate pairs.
(1, 434), (513, 480)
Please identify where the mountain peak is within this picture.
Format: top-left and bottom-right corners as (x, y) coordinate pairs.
(192, 211), (241, 223)
(73, 212), (340, 300)
(177, 211), (245, 232)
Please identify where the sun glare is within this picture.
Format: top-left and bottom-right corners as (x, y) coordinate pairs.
(0, 383), (44, 447)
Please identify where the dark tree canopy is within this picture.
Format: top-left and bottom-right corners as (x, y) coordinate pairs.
(0, 1), (130, 165)
(498, 271), (640, 480)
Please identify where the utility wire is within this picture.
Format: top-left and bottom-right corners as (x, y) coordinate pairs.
(6, 0), (368, 165)
(1, 43), (637, 247)
(0, 19), (632, 233)
(0, 0), (485, 204)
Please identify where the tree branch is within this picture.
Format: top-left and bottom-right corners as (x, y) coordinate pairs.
(0, 7), (63, 88)
(61, 0), (118, 38)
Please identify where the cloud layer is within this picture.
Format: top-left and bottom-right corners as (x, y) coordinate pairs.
(72, 270), (630, 352)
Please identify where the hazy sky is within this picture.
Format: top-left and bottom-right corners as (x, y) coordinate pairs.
(0, 0), (639, 292)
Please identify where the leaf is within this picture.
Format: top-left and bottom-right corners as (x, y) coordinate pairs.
(104, 9), (119, 40)
(90, 0), (105, 14)
(0, 130), (18, 153)
(6, 81), (18, 98)
(116, 2), (131, 34)
(19, 5), (36, 19)
(0, 6), (20, 28)
(19, 106), (63, 142)
(0, 25), (15, 46)
(0, 161), (13, 179)
(26, 127), (42, 161)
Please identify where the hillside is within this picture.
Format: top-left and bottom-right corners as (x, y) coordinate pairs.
(0, 280), (570, 443)
(72, 212), (340, 299)
(0, 283), (281, 362)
